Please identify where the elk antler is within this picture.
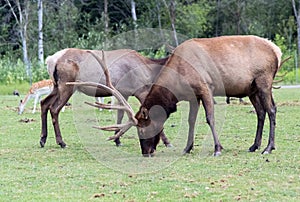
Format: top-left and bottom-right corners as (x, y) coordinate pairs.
(66, 50), (138, 141)
(272, 56), (291, 89)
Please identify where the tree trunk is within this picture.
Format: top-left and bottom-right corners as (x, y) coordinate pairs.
(292, 0), (300, 64)
(104, 0), (109, 33)
(38, 0), (44, 64)
(169, 0), (178, 46)
(5, 0), (31, 79)
(131, 0), (137, 28)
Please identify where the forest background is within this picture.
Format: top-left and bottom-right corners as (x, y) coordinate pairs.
(1, 0), (300, 85)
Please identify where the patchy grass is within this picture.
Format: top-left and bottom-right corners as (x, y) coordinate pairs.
(0, 88), (299, 201)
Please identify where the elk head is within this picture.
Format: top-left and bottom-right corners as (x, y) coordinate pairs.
(67, 50), (174, 157)
(135, 106), (167, 156)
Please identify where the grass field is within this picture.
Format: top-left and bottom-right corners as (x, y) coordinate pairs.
(1, 87), (299, 201)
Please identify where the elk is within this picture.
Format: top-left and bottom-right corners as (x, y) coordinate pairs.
(88, 35), (283, 157)
(40, 48), (171, 148)
(18, 79), (53, 114)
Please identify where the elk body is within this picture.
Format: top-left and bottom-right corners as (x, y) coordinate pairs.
(18, 79), (53, 114)
(40, 48), (171, 148)
(132, 35), (282, 156)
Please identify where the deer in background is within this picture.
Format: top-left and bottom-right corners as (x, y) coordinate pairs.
(18, 79), (108, 114)
(18, 79), (53, 114)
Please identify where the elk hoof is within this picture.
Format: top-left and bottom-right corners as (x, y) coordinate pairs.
(262, 150), (270, 154)
(40, 140), (45, 148)
(248, 144), (259, 152)
(262, 146), (275, 154)
(166, 143), (173, 148)
(213, 151), (222, 156)
(142, 153), (154, 157)
(59, 142), (66, 148)
(114, 139), (122, 147)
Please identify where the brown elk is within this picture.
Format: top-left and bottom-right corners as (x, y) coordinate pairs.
(40, 48), (171, 148)
(90, 35), (283, 157)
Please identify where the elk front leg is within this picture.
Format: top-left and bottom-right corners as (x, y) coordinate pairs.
(113, 95), (128, 146)
(183, 100), (200, 154)
(160, 131), (172, 147)
(114, 108), (125, 146)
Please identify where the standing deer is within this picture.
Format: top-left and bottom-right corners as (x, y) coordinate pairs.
(18, 79), (53, 114)
(90, 35), (283, 157)
(40, 48), (171, 148)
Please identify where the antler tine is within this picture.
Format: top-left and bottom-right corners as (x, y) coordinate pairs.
(67, 50), (138, 140)
(87, 50), (113, 88)
(86, 50), (133, 111)
(67, 81), (137, 123)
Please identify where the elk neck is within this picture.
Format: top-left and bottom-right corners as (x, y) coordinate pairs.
(142, 84), (178, 118)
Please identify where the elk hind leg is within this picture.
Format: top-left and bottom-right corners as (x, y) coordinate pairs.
(49, 89), (73, 148)
(202, 94), (223, 156)
(262, 94), (276, 154)
(249, 93), (266, 152)
(40, 90), (58, 147)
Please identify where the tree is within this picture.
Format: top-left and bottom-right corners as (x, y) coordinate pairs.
(5, 0), (31, 76)
(292, 0), (300, 63)
(38, 0), (44, 64)
(169, 0), (178, 46)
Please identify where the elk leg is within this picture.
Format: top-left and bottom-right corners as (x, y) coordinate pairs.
(113, 95), (128, 146)
(114, 107), (125, 146)
(202, 94), (223, 156)
(262, 94), (276, 154)
(40, 89), (58, 147)
(249, 93), (266, 152)
(49, 88), (73, 148)
(160, 131), (172, 147)
(183, 100), (200, 154)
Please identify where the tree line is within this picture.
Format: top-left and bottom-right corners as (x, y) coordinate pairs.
(0, 0), (299, 84)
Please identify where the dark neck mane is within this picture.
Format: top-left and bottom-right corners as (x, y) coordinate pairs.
(143, 84), (178, 117)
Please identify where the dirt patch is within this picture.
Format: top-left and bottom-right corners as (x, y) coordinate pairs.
(277, 100), (300, 106)
(19, 118), (36, 123)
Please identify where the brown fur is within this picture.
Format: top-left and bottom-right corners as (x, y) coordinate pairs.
(40, 48), (171, 148)
(136, 35), (282, 156)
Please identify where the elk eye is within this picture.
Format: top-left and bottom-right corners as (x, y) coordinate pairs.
(141, 108), (149, 119)
(143, 111), (148, 119)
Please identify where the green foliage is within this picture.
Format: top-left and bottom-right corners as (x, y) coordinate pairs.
(75, 29), (106, 50)
(0, 0), (299, 84)
(274, 34), (296, 72)
(282, 69), (300, 84)
(0, 56), (48, 85)
(139, 45), (168, 58)
(176, 1), (212, 38)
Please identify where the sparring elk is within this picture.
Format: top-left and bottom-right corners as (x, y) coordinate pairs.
(40, 48), (171, 148)
(89, 35), (284, 157)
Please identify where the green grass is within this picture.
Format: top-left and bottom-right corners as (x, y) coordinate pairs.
(1, 88), (300, 201)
